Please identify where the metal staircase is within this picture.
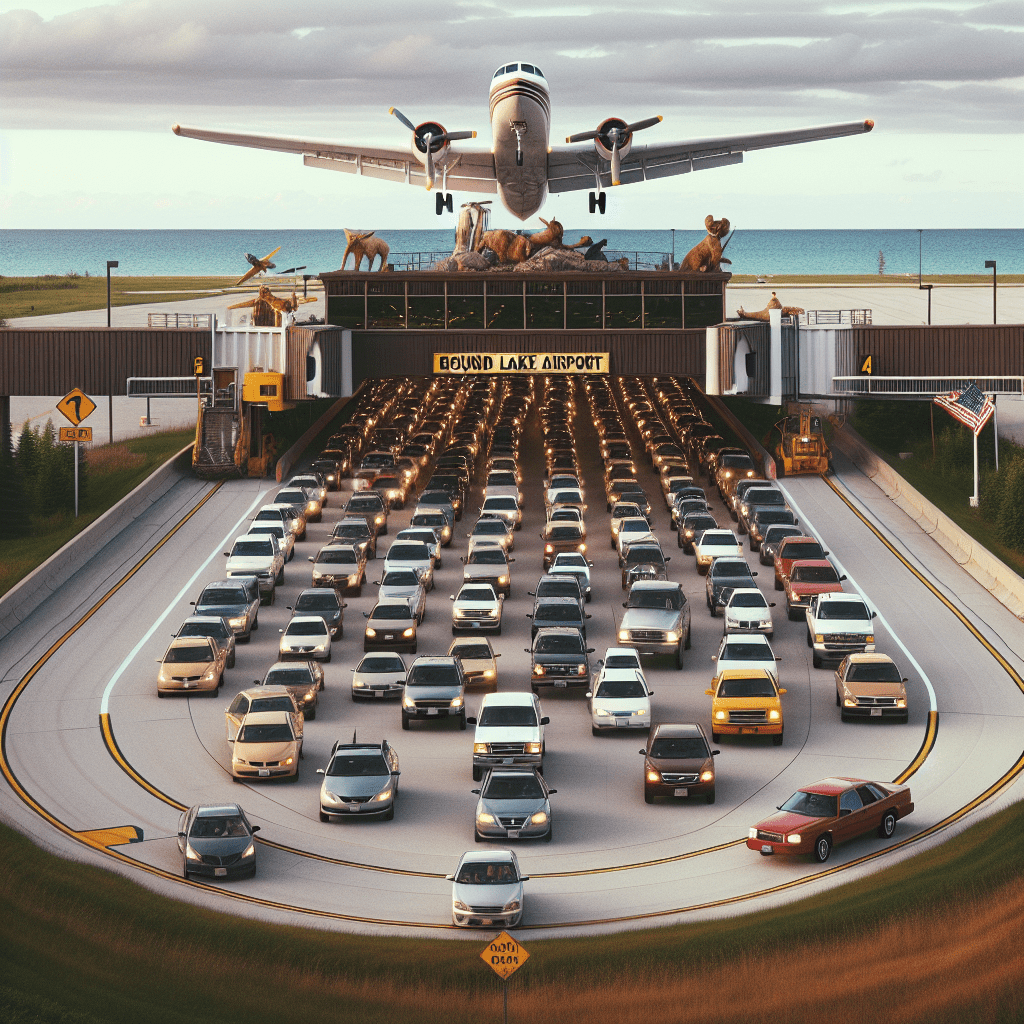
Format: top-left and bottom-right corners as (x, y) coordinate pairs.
(193, 406), (243, 478)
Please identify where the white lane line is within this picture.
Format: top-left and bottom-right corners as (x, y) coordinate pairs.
(778, 483), (938, 713)
(100, 486), (272, 714)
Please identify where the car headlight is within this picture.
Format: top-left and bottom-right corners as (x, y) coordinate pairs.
(503, 899), (521, 912)
(897, 698), (907, 708)
(844, 697), (858, 707)
(242, 842), (255, 858)
(530, 811), (548, 825)
(453, 900), (470, 912)
(202, 667), (218, 681)
(579, 542), (586, 551)
(228, 616), (246, 628)
(185, 843), (202, 862)
(787, 834), (802, 844)
(618, 630), (629, 642)
(665, 630), (679, 642)
(545, 544), (553, 553)
(450, 697), (464, 708)
(595, 708), (612, 717)
(635, 709), (646, 715)
(374, 789), (392, 802)
(715, 711), (727, 720)
(647, 770), (661, 783)
(313, 643), (326, 652)
(700, 770), (714, 782)
(322, 791), (341, 804)
(575, 663), (586, 675)
(375, 515), (384, 524)
(484, 669), (495, 678)
(302, 690), (316, 703)
(748, 828), (758, 840)
(498, 576), (508, 585)
(473, 743), (488, 754)
(525, 742), (541, 754)
(865, 635), (875, 644)
(477, 812), (495, 824)
(402, 627), (415, 637)
(769, 710), (781, 720)
(353, 680), (365, 688)
(533, 664), (545, 675)
(815, 634), (825, 643)
(283, 757), (294, 766)
(403, 694), (415, 708)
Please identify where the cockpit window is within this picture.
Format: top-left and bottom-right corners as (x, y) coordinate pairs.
(521, 63), (535, 74)
(533, 66), (543, 77)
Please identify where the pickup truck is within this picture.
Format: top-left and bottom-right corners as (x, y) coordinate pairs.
(805, 592), (877, 668)
(467, 692), (549, 780)
(617, 580), (691, 669)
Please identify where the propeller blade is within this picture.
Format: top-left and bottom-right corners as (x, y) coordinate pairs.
(440, 130), (477, 143)
(424, 135), (435, 191)
(566, 130), (598, 144)
(611, 141), (622, 187)
(388, 106), (417, 132)
(624, 115), (663, 133)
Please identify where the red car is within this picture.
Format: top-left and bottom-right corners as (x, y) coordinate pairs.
(747, 777), (913, 863)
(783, 558), (846, 620)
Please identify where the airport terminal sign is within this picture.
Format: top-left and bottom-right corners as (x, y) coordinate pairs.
(433, 352), (609, 375)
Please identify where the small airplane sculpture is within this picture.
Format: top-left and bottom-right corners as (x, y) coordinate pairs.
(234, 246), (282, 287)
(228, 284), (316, 326)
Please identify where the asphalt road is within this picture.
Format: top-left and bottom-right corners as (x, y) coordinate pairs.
(3, 389), (1024, 936)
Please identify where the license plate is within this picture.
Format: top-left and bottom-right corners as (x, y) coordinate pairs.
(554, 681), (567, 688)
(507, 830), (520, 839)
(384, 634), (395, 640)
(870, 709), (882, 717)
(674, 787), (689, 797)
(427, 708), (439, 716)
(740, 727), (756, 734)
(503, 757), (513, 764)
(375, 690), (385, 698)
(345, 802), (360, 810)
(258, 769), (270, 777)
(214, 867), (227, 877)
(615, 718), (630, 728)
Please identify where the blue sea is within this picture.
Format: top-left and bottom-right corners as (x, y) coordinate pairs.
(1, 228), (1019, 278)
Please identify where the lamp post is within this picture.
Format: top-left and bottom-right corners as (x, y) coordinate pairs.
(919, 283), (933, 325)
(984, 260), (997, 324)
(106, 260), (118, 443)
(918, 229), (922, 287)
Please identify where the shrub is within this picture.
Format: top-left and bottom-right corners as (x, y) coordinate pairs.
(997, 459), (1024, 551)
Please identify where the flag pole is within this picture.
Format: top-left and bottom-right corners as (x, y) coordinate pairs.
(971, 426), (979, 508)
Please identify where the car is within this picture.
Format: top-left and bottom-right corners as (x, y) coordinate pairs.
(468, 516), (514, 555)
(706, 557), (758, 615)
(428, 473), (466, 518)
(310, 457), (343, 490)
(397, 527), (443, 568)
(288, 588), (345, 639)
(451, 583), (504, 635)
(784, 559), (846, 620)
(467, 692), (548, 779)
(641, 723), (719, 804)
(256, 660), (324, 719)
(615, 517), (657, 560)
(317, 739), (400, 821)
(383, 540), (435, 590)
(287, 473), (328, 507)
(620, 541), (669, 590)
(402, 656), (467, 729)
(192, 577), (260, 641)
(410, 509), (453, 547)
(528, 573), (585, 613)
(678, 511), (718, 552)
(546, 505), (586, 537)
(252, 502), (305, 540)
(351, 650), (408, 700)
(835, 652), (909, 721)
(484, 470), (524, 506)
(374, 569), (427, 623)
(587, 669), (652, 735)
(276, 485), (322, 523)
(610, 501), (647, 547)
(528, 627), (595, 692)
(331, 516), (377, 559)
(670, 496), (711, 531)
(369, 472), (410, 510)
(177, 804), (260, 880)
(527, 594), (590, 639)
(174, 615), (236, 669)
(694, 529), (744, 573)
(716, 452), (758, 498)
(449, 637), (501, 689)
(706, 669), (787, 744)
(309, 543), (367, 594)
(617, 580), (692, 668)
(472, 767), (555, 842)
(278, 615), (332, 662)
(447, 849), (528, 927)
(224, 533), (283, 602)
(806, 592), (877, 667)
(712, 633), (781, 682)
(759, 524), (805, 567)
(773, 536), (830, 589)
(343, 490), (389, 536)
(415, 491), (456, 531)
(731, 477), (769, 517)
(461, 545), (514, 598)
(747, 777), (914, 863)
(230, 705), (303, 781)
(156, 635), (227, 697)
(549, 552), (593, 601)
(737, 486), (788, 536)
(247, 520), (295, 562)
(225, 687), (303, 742)
(363, 598), (418, 652)
(722, 587), (776, 639)
(591, 646), (644, 686)
(748, 508), (800, 552)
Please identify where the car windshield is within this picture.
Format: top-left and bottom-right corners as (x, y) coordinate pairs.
(471, 549), (506, 564)
(765, 527), (801, 545)
(781, 542), (824, 560)
(605, 654), (640, 668)
(621, 521), (650, 534)
(296, 594), (339, 613)
(535, 634), (583, 654)
(781, 791), (838, 817)
(549, 526), (582, 540)
(554, 554), (587, 568)
(254, 510), (283, 522)
(625, 548), (664, 565)
(747, 490), (785, 506)
(537, 606), (579, 622)
(191, 816), (248, 838)
(730, 592), (767, 609)
(250, 525), (285, 539)
(389, 544), (429, 560)
(347, 496), (384, 511)
(327, 754), (389, 777)
(413, 514), (445, 527)
(718, 676), (776, 698)
(650, 737), (708, 758)
(400, 532), (435, 545)
(408, 666), (459, 685)
(474, 521), (507, 535)
(612, 504), (641, 518)
(483, 775), (544, 799)
(334, 524), (369, 538)
(454, 643), (491, 660)
(318, 549), (356, 565)
(488, 473), (517, 486)
(285, 620), (326, 636)
(628, 589), (682, 610)
(685, 516), (717, 531)
(265, 668), (313, 687)
(460, 588), (495, 602)
(370, 604), (413, 621)
(237, 722), (293, 742)
(199, 588), (246, 606)
(847, 661), (901, 682)
(792, 566), (839, 583)
(721, 454), (754, 468)
(456, 861), (518, 884)
(704, 534), (737, 547)
(383, 570), (420, 586)
(479, 706), (538, 727)
(819, 601), (870, 620)
(359, 655), (406, 672)
(596, 677), (646, 698)
(179, 622), (228, 639)
(538, 581), (579, 599)
(720, 642), (770, 661)
(164, 645), (212, 663)
(756, 510), (793, 524)
(277, 491), (306, 504)
(714, 563), (751, 579)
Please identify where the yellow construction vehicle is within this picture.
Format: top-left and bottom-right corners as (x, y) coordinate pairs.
(773, 409), (831, 476)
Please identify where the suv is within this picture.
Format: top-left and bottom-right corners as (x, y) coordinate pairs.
(773, 536), (829, 590)
(620, 541), (669, 590)
(617, 580), (691, 668)
(806, 592), (876, 668)
(737, 486), (787, 536)
(224, 534), (284, 602)
(748, 508), (799, 552)
(451, 583), (504, 635)
(309, 543), (367, 595)
(331, 517), (377, 559)
(344, 490), (390, 537)
(467, 692), (549, 779)
(462, 546), (514, 597)
(528, 627), (595, 692)
(528, 573), (585, 612)
(641, 723), (719, 804)
(317, 739), (400, 821)
(192, 577), (260, 641)
(402, 656), (468, 730)
(706, 557), (758, 615)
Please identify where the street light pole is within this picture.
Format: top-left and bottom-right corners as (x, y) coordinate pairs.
(919, 283), (933, 325)
(106, 260), (118, 444)
(918, 229), (922, 287)
(984, 260), (997, 324)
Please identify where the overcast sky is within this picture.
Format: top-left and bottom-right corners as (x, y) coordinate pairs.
(1, 0), (1021, 230)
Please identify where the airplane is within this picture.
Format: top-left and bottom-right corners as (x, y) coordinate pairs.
(173, 61), (874, 222)
(234, 246), (281, 287)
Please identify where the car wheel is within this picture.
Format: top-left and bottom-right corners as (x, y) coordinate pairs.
(228, 652), (236, 669)
(472, 766), (482, 782)
(459, 712), (467, 731)
(750, 539), (759, 552)
(840, 710), (849, 722)
(698, 564), (708, 576)
(337, 623), (344, 639)
(384, 805), (395, 821)
(324, 651), (332, 664)
(835, 690), (841, 707)
(675, 642), (685, 670)
(591, 725), (600, 736)
(787, 604), (800, 622)
(276, 567), (284, 585)
(684, 626), (692, 651)
(774, 577), (783, 591)
(677, 534), (684, 548)
(266, 588), (275, 606)
(252, 616), (259, 631)
(585, 592), (591, 603)
(813, 834), (832, 863)
(806, 631), (813, 648)
(306, 706), (317, 721)
(772, 731), (784, 746)
(291, 765), (300, 782)
(319, 810), (329, 822)
(644, 790), (654, 804)
(183, 865), (189, 879)
(157, 691), (165, 699)
(709, 603), (716, 618)
(402, 715), (410, 731)
(474, 830), (484, 843)
(812, 652), (822, 669)
(706, 789), (716, 805)
(531, 685), (539, 695)
(352, 584), (362, 597)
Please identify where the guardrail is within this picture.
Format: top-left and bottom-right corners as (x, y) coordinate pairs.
(127, 376), (213, 397)
(147, 313), (214, 328)
(800, 309), (872, 325)
(833, 376), (1024, 396)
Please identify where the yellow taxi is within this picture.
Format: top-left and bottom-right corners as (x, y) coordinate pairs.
(706, 669), (786, 746)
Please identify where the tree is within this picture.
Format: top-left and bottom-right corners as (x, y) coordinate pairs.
(997, 459), (1024, 551)
(0, 432), (31, 539)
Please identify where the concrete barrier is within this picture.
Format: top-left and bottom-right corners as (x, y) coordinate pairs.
(830, 421), (1024, 620)
(0, 444), (195, 642)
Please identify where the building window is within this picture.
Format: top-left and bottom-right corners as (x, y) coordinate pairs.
(327, 296), (364, 329)
(684, 294), (724, 328)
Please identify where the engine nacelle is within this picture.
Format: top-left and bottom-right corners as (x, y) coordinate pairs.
(411, 121), (449, 164)
(592, 118), (633, 162)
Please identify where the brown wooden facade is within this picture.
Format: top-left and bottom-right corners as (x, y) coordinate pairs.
(848, 325), (1024, 378)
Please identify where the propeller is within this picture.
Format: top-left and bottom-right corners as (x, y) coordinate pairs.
(567, 115), (663, 186)
(389, 107), (477, 191)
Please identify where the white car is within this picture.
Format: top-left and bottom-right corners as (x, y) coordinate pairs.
(451, 583), (503, 635)
(480, 495), (523, 530)
(467, 517), (514, 556)
(253, 502), (304, 540)
(395, 527), (442, 569)
(467, 691), (548, 780)
(288, 474), (328, 506)
(711, 633), (780, 683)
(549, 552), (593, 602)
(545, 487), (586, 513)
(483, 470), (524, 506)
(447, 849), (527, 928)
(591, 647), (645, 689)
(806, 592), (877, 668)
(587, 669), (652, 735)
(351, 651), (407, 700)
(545, 474), (583, 498)
(722, 587), (776, 639)
(694, 529), (745, 573)
(247, 521), (295, 562)
(224, 533), (284, 601)
(278, 615), (331, 662)
(615, 517), (658, 561)
(375, 569), (427, 624)
(383, 540), (435, 590)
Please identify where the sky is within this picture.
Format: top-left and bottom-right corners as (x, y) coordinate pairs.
(0, 0), (1022, 231)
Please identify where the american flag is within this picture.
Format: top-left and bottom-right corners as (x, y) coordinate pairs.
(933, 383), (995, 436)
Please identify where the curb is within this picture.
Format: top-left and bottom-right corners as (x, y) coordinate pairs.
(830, 421), (1024, 620)
(0, 444), (195, 642)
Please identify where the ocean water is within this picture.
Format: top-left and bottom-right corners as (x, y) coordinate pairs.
(1, 228), (1019, 278)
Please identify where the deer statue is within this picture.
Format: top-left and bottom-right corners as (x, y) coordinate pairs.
(340, 229), (390, 271)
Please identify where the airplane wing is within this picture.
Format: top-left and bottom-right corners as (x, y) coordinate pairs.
(233, 265), (263, 288)
(260, 246), (282, 263)
(546, 120), (874, 192)
(172, 125), (499, 194)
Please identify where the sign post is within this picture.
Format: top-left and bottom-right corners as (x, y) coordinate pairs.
(56, 389), (97, 518)
(481, 931), (529, 1024)
(194, 357), (205, 420)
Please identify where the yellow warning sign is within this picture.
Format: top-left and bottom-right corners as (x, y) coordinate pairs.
(56, 388), (97, 427)
(859, 354), (874, 375)
(59, 427), (93, 443)
(480, 931), (529, 981)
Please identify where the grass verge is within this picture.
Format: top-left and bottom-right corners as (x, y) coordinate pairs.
(2, 794), (1024, 1024)
(0, 429), (194, 596)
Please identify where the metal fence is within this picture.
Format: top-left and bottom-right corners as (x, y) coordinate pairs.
(127, 376), (213, 397)
(832, 375), (1024, 396)
(147, 312), (214, 329)
(800, 309), (872, 326)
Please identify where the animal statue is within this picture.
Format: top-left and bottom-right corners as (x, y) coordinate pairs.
(477, 216), (565, 264)
(228, 285), (315, 326)
(564, 235), (592, 250)
(529, 217), (563, 249)
(737, 291), (805, 320)
(341, 229), (390, 271)
(681, 215), (732, 273)
(585, 239), (609, 261)
(454, 202), (492, 253)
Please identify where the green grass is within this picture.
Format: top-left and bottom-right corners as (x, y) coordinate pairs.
(0, 429), (194, 596)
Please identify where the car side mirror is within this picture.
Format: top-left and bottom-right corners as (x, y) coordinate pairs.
(840, 574), (848, 581)
(222, 552), (230, 557)
(664, 556), (671, 562)
(466, 717), (477, 725)
(177, 831), (186, 838)
(471, 789), (480, 795)
(250, 825), (261, 833)
(540, 717), (550, 725)
(362, 612), (370, 618)
(508, 558), (515, 563)
(779, 688), (788, 694)
(392, 770), (401, 777)
(525, 613), (533, 618)
(585, 614), (592, 619)
(769, 603), (776, 608)
(308, 556), (314, 562)
(445, 873), (454, 881)
(711, 750), (720, 756)
(548, 789), (557, 794)
(751, 571), (758, 577)
(587, 648), (595, 654)
(711, 655), (717, 661)
(622, 602), (628, 609)
(588, 561), (594, 567)
(871, 611), (877, 619)
(705, 689), (714, 696)
(638, 749), (646, 755)
(585, 691), (593, 698)
(316, 768), (325, 775)
(527, 591), (536, 597)
(524, 648), (531, 653)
